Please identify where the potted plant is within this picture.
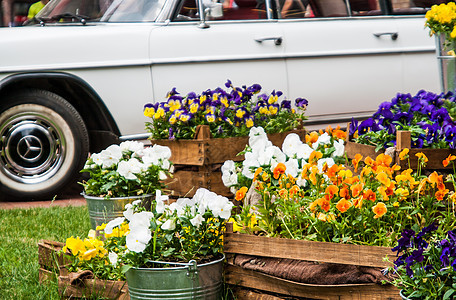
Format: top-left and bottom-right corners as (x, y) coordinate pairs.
(63, 188), (234, 299)
(142, 80), (309, 197)
(80, 140), (172, 229)
(389, 224), (456, 300)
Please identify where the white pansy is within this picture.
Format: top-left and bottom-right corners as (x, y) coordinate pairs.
(312, 132), (331, 149)
(332, 139), (345, 157)
(100, 144), (123, 168)
(126, 227), (152, 253)
(317, 157), (335, 173)
(296, 143), (314, 160)
(221, 160), (238, 187)
(190, 214), (205, 228)
(132, 199), (142, 206)
(193, 188), (217, 214)
(124, 203), (135, 221)
(284, 159), (299, 178)
(108, 252), (118, 267)
(90, 153), (103, 166)
(105, 217), (125, 234)
(151, 144), (172, 160)
(141, 147), (160, 166)
(296, 176), (307, 187)
(282, 133), (302, 158)
(155, 190), (168, 214)
(117, 158), (142, 180)
(120, 140), (144, 153)
(208, 196), (234, 219)
(159, 170), (168, 180)
(242, 158), (260, 179)
(129, 211), (153, 230)
(161, 218), (176, 231)
(161, 159), (171, 170)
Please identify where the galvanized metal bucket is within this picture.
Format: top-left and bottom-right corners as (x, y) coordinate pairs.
(436, 34), (456, 93)
(126, 255), (224, 300)
(82, 193), (153, 229)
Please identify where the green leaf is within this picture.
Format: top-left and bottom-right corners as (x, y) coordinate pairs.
(443, 289), (455, 300)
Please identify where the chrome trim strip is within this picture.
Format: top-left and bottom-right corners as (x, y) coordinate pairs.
(119, 133), (152, 141)
(0, 47), (435, 73)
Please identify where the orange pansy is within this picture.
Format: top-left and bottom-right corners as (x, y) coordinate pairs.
(352, 153), (363, 172)
(320, 200), (331, 212)
(372, 202), (387, 219)
(443, 154), (456, 167)
(273, 163), (286, 179)
(362, 189), (376, 201)
(399, 148), (409, 160)
(325, 185), (339, 200)
(415, 152), (428, 163)
(305, 131), (319, 144)
(309, 150), (323, 164)
(336, 198), (352, 213)
(376, 153), (392, 167)
(435, 189), (449, 201)
(376, 171), (391, 187)
(235, 186), (249, 201)
(351, 183), (364, 197)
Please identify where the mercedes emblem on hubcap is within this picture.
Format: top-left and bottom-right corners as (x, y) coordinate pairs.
(17, 135), (43, 162)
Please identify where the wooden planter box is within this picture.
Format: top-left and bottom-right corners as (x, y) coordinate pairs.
(223, 224), (399, 300)
(38, 240), (71, 283)
(151, 125), (306, 198)
(346, 130), (456, 170)
(38, 240), (129, 299)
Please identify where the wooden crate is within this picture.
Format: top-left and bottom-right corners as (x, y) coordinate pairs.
(38, 240), (71, 283)
(346, 130), (456, 170)
(58, 273), (129, 300)
(152, 125), (307, 197)
(223, 224), (399, 300)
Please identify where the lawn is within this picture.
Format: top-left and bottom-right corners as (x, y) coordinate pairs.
(0, 205), (91, 300)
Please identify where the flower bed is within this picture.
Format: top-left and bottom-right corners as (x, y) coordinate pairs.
(222, 126), (456, 299)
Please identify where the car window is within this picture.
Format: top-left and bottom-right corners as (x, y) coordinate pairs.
(391, 0), (450, 14)
(102, 0), (166, 22)
(173, 0), (268, 21)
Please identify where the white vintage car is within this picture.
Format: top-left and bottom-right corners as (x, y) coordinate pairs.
(0, 0), (442, 200)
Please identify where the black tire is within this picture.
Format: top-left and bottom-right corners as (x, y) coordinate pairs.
(0, 89), (89, 200)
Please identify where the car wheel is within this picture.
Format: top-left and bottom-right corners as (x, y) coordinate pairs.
(0, 89), (89, 200)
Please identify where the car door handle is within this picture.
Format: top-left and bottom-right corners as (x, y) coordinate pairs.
(255, 37), (283, 46)
(373, 32), (398, 40)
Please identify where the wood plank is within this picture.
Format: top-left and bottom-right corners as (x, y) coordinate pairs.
(225, 264), (400, 300)
(151, 129), (307, 166)
(224, 233), (392, 268)
(345, 141), (384, 161)
(165, 168), (231, 198)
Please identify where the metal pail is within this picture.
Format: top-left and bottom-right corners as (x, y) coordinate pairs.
(436, 34), (456, 93)
(126, 255), (224, 300)
(82, 193), (153, 229)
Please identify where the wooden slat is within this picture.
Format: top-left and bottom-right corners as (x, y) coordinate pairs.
(345, 141), (383, 161)
(225, 264), (400, 300)
(224, 233), (392, 268)
(165, 169), (231, 198)
(346, 132), (456, 170)
(151, 129), (307, 166)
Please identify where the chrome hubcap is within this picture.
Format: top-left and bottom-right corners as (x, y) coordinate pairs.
(0, 113), (66, 184)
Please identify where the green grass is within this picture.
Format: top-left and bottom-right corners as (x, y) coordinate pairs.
(0, 206), (91, 300)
